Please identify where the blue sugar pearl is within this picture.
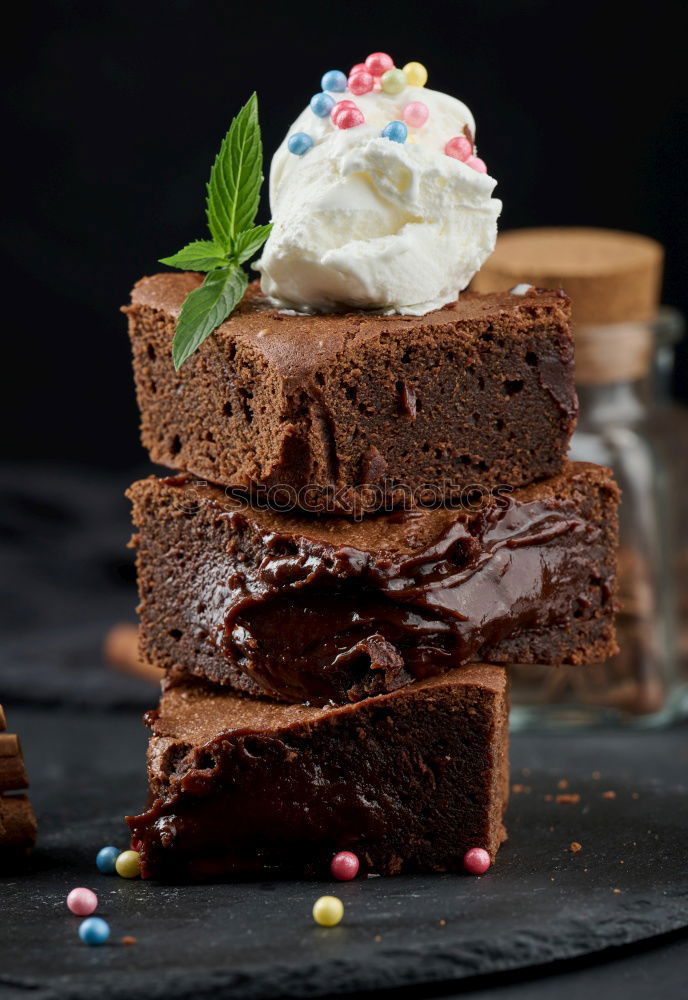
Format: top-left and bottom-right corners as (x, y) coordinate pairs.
(310, 92), (336, 118)
(79, 917), (110, 946)
(321, 70), (347, 93)
(288, 132), (313, 156)
(381, 121), (408, 143)
(96, 845), (120, 874)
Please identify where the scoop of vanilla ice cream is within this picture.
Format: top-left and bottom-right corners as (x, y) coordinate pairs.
(256, 85), (501, 315)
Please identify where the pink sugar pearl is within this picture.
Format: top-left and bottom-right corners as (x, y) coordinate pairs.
(402, 101), (429, 128)
(350, 62), (367, 75)
(67, 887), (98, 916)
(330, 99), (356, 124)
(365, 52), (394, 77)
(348, 70), (374, 96)
(330, 851), (360, 881)
(334, 107), (365, 130)
(444, 135), (473, 161)
(466, 155), (488, 173)
(463, 847), (491, 875)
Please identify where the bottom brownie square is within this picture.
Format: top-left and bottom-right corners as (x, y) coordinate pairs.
(127, 665), (509, 880)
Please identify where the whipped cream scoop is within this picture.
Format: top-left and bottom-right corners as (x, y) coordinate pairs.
(257, 57), (502, 315)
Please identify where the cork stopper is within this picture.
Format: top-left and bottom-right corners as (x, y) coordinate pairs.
(472, 228), (664, 384)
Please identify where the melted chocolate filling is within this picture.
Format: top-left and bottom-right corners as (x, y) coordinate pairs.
(201, 497), (593, 704)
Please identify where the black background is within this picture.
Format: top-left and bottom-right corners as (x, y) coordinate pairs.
(4, 0), (686, 468)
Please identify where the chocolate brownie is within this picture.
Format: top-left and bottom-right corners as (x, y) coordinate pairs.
(127, 665), (509, 880)
(0, 706), (37, 853)
(128, 461), (619, 705)
(125, 274), (577, 508)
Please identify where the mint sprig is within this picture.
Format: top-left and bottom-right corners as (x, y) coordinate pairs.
(159, 93), (273, 370)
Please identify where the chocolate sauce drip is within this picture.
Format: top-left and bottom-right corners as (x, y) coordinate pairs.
(185, 497), (594, 704)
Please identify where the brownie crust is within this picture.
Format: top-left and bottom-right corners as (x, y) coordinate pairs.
(125, 274), (577, 508)
(128, 461), (619, 705)
(127, 666), (509, 880)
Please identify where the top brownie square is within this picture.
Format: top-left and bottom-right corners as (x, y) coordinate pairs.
(125, 273), (576, 511)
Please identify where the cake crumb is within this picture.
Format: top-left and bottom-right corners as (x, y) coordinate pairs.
(602, 790), (617, 800)
(121, 936), (137, 946)
(613, 888), (621, 894)
(557, 779), (569, 790)
(374, 934), (382, 942)
(438, 919), (446, 927)
(569, 841), (582, 853)
(632, 792), (639, 800)
(544, 794), (553, 802)
(556, 793), (581, 805)
(512, 783), (530, 794)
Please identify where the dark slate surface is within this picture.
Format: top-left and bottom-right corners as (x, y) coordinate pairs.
(2, 464), (688, 999)
(1, 706), (687, 1000)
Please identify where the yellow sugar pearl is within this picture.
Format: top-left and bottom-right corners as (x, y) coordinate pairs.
(312, 895), (344, 927)
(403, 62), (428, 87)
(407, 135), (417, 143)
(381, 68), (407, 95)
(115, 850), (141, 879)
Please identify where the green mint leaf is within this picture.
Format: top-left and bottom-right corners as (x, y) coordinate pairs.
(159, 240), (228, 272)
(233, 223), (273, 264)
(160, 94), (269, 364)
(172, 266), (248, 370)
(206, 92), (263, 251)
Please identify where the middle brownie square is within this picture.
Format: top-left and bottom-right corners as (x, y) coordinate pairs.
(128, 460), (618, 705)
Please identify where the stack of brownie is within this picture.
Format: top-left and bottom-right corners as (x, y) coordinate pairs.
(124, 273), (619, 880)
(0, 705), (37, 856)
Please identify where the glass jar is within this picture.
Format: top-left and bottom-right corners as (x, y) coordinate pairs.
(510, 308), (687, 728)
